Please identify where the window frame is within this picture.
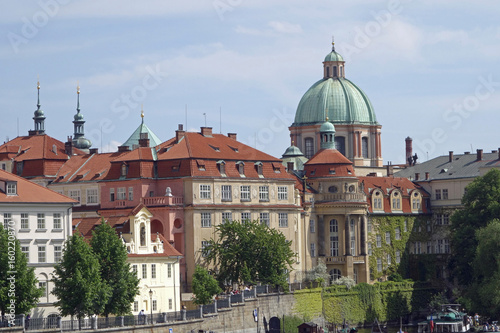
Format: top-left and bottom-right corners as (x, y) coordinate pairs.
(201, 212), (212, 228)
(199, 184), (211, 199)
(240, 185), (251, 201)
(278, 213), (288, 228)
(277, 186), (288, 200)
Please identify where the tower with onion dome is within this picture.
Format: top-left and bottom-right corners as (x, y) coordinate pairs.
(72, 85), (92, 153)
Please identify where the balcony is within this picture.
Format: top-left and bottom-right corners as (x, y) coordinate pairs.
(325, 255), (366, 264)
(318, 192), (367, 203)
(141, 196), (184, 207)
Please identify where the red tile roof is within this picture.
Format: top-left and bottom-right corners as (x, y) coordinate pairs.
(52, 152), (126, 183)
(0, 169), (77, 204)
(304, 149), (355, 178)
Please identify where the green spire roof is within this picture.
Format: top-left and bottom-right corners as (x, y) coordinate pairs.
(122, 115), (162, 149)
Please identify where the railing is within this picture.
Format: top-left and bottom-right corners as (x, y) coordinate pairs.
(319, 193), (367, 202)
(114, 200), (127, 208)
(325, 256), (346, 263)
(142, 196), (184, 206)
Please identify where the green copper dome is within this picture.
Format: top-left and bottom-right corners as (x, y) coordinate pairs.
(293, 77), (377, 126)
(320, 120), (335, 133)
(74, 111), (84, 121)
(282, 145), (304, 157)
(324, 50), (344, 62)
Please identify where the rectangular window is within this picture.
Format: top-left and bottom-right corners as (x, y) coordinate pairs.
(396, 250), (401, 263)
(132, 265), (138, 277)
(385, 232), (391, 245)
(69, 190), (81, 204)
(142, 264), (147, 279)
(278, 213), (288, 228)
(259, 186), (269, 201)
(6, 183), (16, 195)
(367, 220), (372, 233)
(54, 245), (62, 263)
(3, 213), (12, 229)
(330, 235), (339, 257)
(435, 189), (442, 200)
(260, 212), (269, 226)
(376, 235), (381, 247)
(241, 212), (251, 222)
(377, 258), (382, 272)
(201, 212), (211, 228)
(168, 299), (173, 310)
(152, 300), (157, 311)
(21, 213), (29, 229)
(442, 189), (448, 200)
(404, 220), (408, 232)
(443, 214), (449, 225)
(416, 241), (421, 254)
(199, 184), (211, 199)
(53, 213), (62, 229)
(86, 188), (98, 204)
(167, 263), (172, 278)
(117, 187), (126, 200)
(368, 242), (372, 256)
(38, 246), (46, 263)
(201, 240), (210, 257)
(151, 264), (156, 279)
(21, 246), (29, 260)
(128, 187), (134, 201)
(134, 301), (139, 312)
(387, 254), (391, 265)
(110, 188), (115, 201)
(309, 219), (315, 233)
(277, 186), (288, 200)
(395, 227), (400, 240)
(444, 239), (450, 253)
(222, 212), (232, 223)
(37, 213), (45, 229)
(221, 185), (232, 201)
(240, 185), (250, 201)
(427, 241), (432, 254)
(310, 243), (316, 257)
(438, 239), (444, 254)
(39, 281), (47, 297)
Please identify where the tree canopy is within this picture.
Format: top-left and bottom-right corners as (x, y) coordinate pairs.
(450, 168), (500, 286)
(90, 219), (139, 316)
(192, 265), (222, 305)
(469, 220), (500, 318)
(203, 219), (295, 289)
(0, 225), (43, 317)
(52, 232), (110, 320)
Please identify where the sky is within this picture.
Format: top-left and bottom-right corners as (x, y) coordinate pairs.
(1, 0), (500, 165)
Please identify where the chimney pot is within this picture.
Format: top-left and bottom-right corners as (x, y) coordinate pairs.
(449, 151), (453, 163)
(386, 163), (394, 177)
(89, 148), (98, 154)
(65, 137), (73, 156)
(227, 133), (237, 140)
(415, 173), (420, 180)
(425, 172), (430, 180)
(178, 124), (183, 131)
(118, 145), (130, 152)
(405, 137), (413, 166)
(464, 151), (470, 155)
(201, 127), (213, 137)
(175, 126), (186, 143)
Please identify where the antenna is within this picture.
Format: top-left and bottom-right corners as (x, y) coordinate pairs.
(100, 126), (103, 153)
(219, 107), (222, 134)
(17, 118), (19, 137)
(185, 104), (188, 130)
(203, 113), (207, 127)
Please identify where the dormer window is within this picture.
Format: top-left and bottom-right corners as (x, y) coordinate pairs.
(255, 162), (263, 178)
(197, 160), (206, 171)
(391, 191), (401, 211)
(121, 163), (128, 177)
(412, 191), (422, 211)
(217, 160), (226, 177)
(236, 161), (245, 177)
(6, 182), (17, 195)
(372, 190), (383, 210)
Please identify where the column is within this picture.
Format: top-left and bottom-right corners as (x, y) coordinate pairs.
(352, 130), (358, 157)
(357, 132), (362, 158)
(318, 215), (325, 256)
(360, 215), (367, 255)
(345, 215), (351, 256)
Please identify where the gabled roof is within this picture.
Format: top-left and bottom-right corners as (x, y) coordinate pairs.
(304, 148), (355, 178)
(0, 169), (77, 204)
(52, 152), (126, 183)
(0, 134), (85, 162)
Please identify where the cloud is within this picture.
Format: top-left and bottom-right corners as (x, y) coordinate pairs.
(268, 21), (302, 34)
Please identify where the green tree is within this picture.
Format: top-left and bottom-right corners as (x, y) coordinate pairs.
(0, 225), (43, 317)
(52, 232), (110, 327)
(192, 265), (222, 305)
(203, 220), (295, 289)
(450, 169), (500, 286)
(90, 219), (139, 317)
(469, 220), (500, 317)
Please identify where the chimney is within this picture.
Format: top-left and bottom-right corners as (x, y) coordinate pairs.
(449, 151), (453, 163)
(118, 145), (130, 152)
(464, 151), (470, 155)
(175, 124), (185, 143)
(228, 133), (237, 140)
(138, 132), (150, 148)
(89, 148), (98, 154)
(201, 127), (213, 137)
(477, 149), (483, 161)
(287, 162), (294, 173)
(415, 173), (420, 181)
(405, 137), (413, 166)
(386, 162), (393, 177)
(65, 136), (73, 156)
(425, 172), (430, 180)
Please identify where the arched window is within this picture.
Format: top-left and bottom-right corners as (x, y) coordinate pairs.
(330, 269), (341, 282)
(391, 191), (401, 211)
(362, 137), (369, 158)
(339, 66), (343, 77)
(333, 66), (337, 77)
(372, 190), (383, 211)
(335, 136), (346, 156)
(140, 224), (146, 246)
(304, 138), (314, 159)
(412, 191), (421, 211)
(330, 219), (339, 256)
(326, 67), (330, 77)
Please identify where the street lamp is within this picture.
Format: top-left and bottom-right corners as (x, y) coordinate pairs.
(149, 289), (153, 325)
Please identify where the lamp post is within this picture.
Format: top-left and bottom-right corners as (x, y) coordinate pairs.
(149, 289), (153, 325)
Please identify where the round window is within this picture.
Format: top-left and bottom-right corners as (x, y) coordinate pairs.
(328, 186), (338, 193)
(348, 185), (355, 192)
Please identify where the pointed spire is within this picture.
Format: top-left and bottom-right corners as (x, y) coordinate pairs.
(331, 36), (335, 51)
(76, 81), (81, 113)
(31, 76), (46, 135)
(37, 76), (41, 109)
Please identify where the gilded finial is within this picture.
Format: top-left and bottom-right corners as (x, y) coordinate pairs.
(292, 140), (295, 146)
(331, 36), (335, 51)
(141, 104), (144, 118)
(77, 81), (80, 95)
(37, 75), (40, 90)
(326, 116), (329, 121)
